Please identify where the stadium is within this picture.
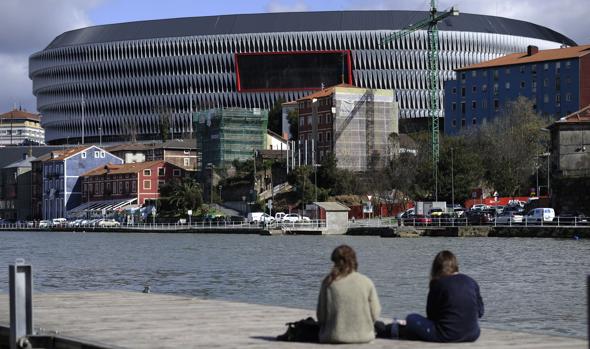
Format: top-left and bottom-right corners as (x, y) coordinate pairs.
(29, 11), (576, 144)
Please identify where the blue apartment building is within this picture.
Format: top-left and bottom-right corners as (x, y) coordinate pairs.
(42, 145), (123, 219)
(444, 45), (590, 135)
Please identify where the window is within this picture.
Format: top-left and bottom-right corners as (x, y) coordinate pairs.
(520, 65), (525, 73)
(565, 61), (571, 69)
(461, 119), (466, 128)
(532, 80), (537, 92)
(505, 68), (510, 75)
(505, 82), (510, 89)
(494, 99), (500, 111)
(318, 133), (323, 142)
(183, 158), (190, 167)
(81, 152), (87, 159)
(544, 94), (549, 103)
(471, 71), (477, 77)
(555, 94), (561, 103)
(125, 181), (130, 191)
(452, 87), (457, 94)
(461, 72), (466, 81)
(143, 180), (151, 190)
(566, 77), (572, 85)
(493, 70), (499, 80)
(472, 101), (477, 109)
(461, 87), (465, 97)
(566, 93), (572, 102)
(482, 99), (488, 109)
(307, 116), (311, 125)
(94, 151), (99, 158)
(531, 64), (537, 73)
(472, 118), (477, 125)
(544, 63), (549, 70)
(451, 103), (456, 112)
(452, 119), (457, 127)
(520, 81), (525, 89)
(482, 84), (487, 92)
(461, 102), (466, 114)
(493, 83), (499, 96)
(299, 117), (304, 126)
(183, 149), (190, 155)
(555, 62), (561, 73)
(543, 78), (548, 87)
(158, 167), (165, 176)
(173, 169), (181, 177)
(482, 70), (487, 77)
(555, 77), (560, 90)
(326, 133), (331, 142)
(472, 86), (477, 93)
(132, 181), (137, 192)
(100, 151), (105, 158)
(143, 169), (151, 176)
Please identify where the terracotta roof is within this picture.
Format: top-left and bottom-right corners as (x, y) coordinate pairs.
(551, 105), (590, 126)
(457, 45), (590, 71)
(0, 109), (41, 122)
(81, 160), (166, 177)
(296, 83), (357, 102)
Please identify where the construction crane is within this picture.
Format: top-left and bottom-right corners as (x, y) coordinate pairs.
(382, 1), (459, 199)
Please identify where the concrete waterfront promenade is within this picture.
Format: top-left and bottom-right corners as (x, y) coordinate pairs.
(0, 291), (586, 348)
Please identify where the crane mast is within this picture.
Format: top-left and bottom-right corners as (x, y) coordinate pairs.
(383, 1), (459, 199)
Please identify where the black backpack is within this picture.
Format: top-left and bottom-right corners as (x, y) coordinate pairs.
(276, 317), (319, 342)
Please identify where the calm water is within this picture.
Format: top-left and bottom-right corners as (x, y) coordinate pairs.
(0, 231), (588, 338)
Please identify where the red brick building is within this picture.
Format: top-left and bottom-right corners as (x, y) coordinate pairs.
(80, 160), (186, 207)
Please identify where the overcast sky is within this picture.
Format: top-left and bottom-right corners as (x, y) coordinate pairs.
(1, 0), (588, 113)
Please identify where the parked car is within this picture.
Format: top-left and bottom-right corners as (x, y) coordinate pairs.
(494, 211), (524, 224)
(403, 214), (432, 226)
(524, 208), (555, 224)
(470, 204), (491, 211)
(51, 218), (67, 227)
(466, 210), (494, 225)
(282, 213), (302, 223)
(39, 220), (52, 228)
(300, 216), (311, 222)
(274, 212), (286, 222)
(428, 208), (445, 217)
(97, 219), (121, 227)
(396, 208), (415, 220)
(555, 211), (588, 225)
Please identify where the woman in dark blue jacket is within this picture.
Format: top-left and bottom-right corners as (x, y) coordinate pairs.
(377, 250), (484, 342)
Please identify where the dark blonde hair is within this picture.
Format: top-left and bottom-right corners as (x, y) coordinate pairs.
(324, 245), (358, 286)
(430, 250), (459, 284)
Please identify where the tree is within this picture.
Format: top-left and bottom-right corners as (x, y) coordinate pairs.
(471, 97), (550, 197)
(287, 110), (299, 141)
(162, 178), (203, 213)
(157, 106), (172, 142)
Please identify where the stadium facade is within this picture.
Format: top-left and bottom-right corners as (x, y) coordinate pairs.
(29, 11), (576, 144)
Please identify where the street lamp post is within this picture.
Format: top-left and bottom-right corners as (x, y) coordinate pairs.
(99, 114), (103, 146)
(81, 94), (86, 145)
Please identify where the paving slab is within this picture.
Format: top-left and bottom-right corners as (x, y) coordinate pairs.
(0, 291), (586, 348)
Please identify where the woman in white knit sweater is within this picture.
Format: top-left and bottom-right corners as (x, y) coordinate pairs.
(317, 245), (381, 343)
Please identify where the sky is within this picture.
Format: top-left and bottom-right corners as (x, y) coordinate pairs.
(1, 0), (588, 114)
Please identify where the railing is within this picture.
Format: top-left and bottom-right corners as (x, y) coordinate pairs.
(0, 220), (327, 231)
(347, 217), (590, 228)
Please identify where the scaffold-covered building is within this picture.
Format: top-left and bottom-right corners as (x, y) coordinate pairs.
(194, 108), (268, 168)
(29, 11), (576, 144)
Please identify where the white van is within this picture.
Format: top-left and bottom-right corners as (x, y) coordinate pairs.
(525, 208), (555, 223)
(247, 212), (275, 224)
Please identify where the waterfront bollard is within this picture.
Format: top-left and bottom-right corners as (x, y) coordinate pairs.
(9, 259), (33, 349)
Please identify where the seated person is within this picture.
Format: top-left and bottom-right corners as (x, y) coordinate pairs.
(376, 250), (484, 342)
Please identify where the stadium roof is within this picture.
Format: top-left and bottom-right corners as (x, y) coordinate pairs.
(45, 10), (576, 50)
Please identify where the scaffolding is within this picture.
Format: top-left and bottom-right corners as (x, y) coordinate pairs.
(332, 87), (398, 172)
(194, 108), (268, 168)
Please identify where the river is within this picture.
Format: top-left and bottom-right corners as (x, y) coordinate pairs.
(0, 231), (587, 338)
